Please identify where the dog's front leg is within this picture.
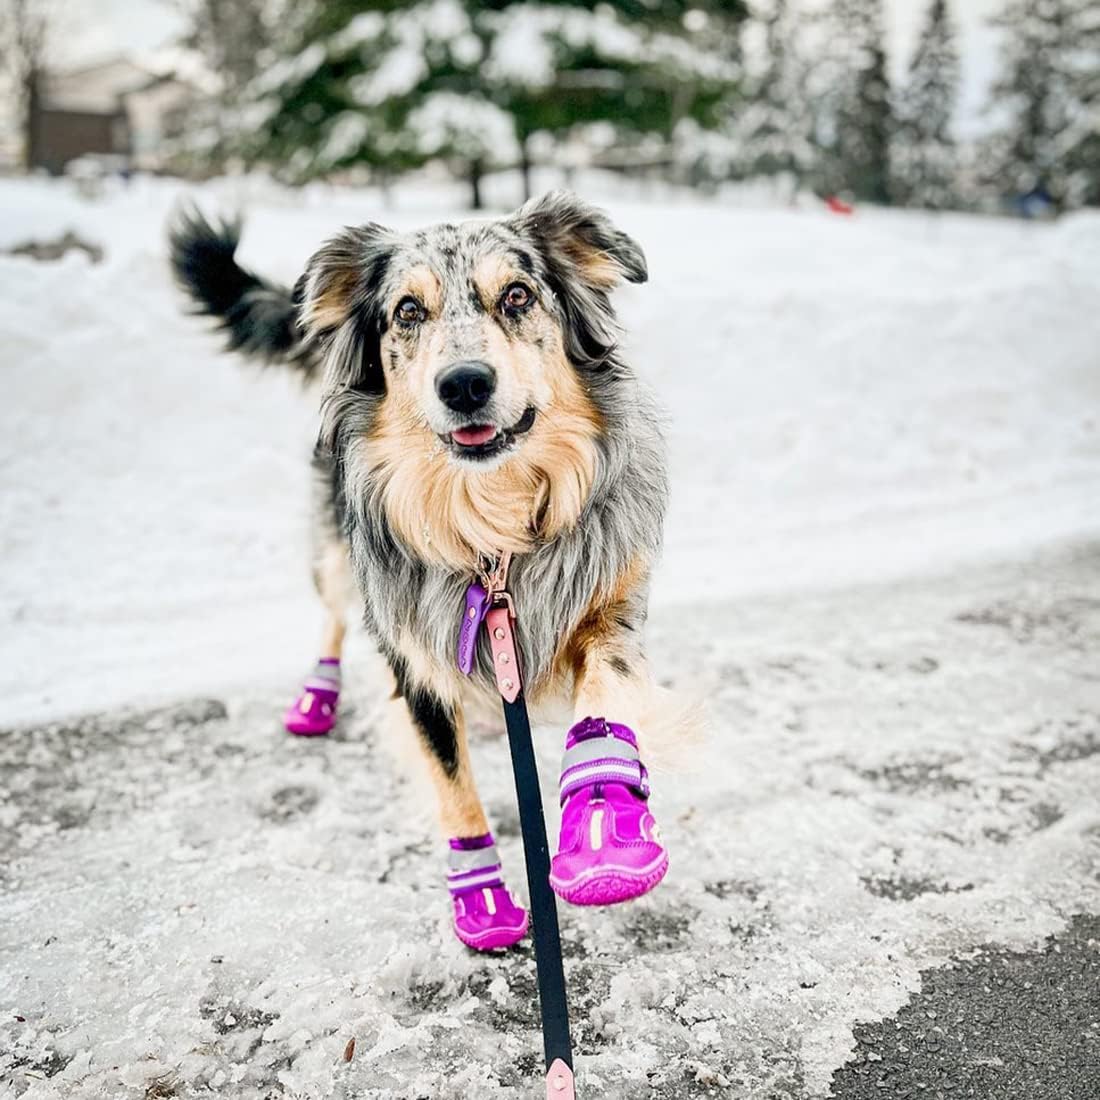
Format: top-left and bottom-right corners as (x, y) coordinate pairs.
(387, 665), (529, 951)
(571, 613), (650, 735)
(549, 586), (670, 907)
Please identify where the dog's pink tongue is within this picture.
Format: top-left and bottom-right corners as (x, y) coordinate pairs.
(451, 425), (497, 446)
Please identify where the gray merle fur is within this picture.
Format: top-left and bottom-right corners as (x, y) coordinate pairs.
(310, 193), (666, 702)
(171, 192), (668, 721)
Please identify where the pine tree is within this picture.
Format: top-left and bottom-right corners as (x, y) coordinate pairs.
(238, 0), (748, 207)
(1061, 1), (1099, 206)
(892, 0), (961, 209)
(494, 2), (747, 197)
(243, 2), (514, 205)
(171, 0), (303, 172)
(726, 0), (816, 193)
(984, 0), (1098, 207)
(815, 0), (893, 204)
(176, 0), (281, 104)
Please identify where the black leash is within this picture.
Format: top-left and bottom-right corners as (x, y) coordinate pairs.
(475, 560), (576, 1097)
(501, 691), (575, 1089)
(461, 525), (681, 1090)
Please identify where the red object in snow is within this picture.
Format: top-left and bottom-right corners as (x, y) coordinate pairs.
(825, 195), (855, 216)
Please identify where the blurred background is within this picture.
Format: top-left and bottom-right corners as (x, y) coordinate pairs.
(1, 0), (1097, 214)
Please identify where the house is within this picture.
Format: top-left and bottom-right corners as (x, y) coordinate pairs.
(28, 57), (199, 175)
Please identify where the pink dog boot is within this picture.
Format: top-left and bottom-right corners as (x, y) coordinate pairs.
(284, 658), (341, 736)
(447, 833), (529, 951)
(549, 717), (669, 907)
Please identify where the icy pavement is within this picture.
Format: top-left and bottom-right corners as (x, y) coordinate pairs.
(3, 541), (1098, 1099)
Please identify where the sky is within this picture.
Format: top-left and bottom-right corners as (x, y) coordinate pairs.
(51, 0), (1005, 136)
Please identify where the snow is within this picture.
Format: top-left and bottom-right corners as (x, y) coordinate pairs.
(331, 13), (387, 55)
(3, 548), (1098, 1098)
(1, 174), (1099, 1098)
(318, 113), (372, 168)
(348, 48), (428, 110)
(406, 94), (520, 161)
(487, 5), (737, 88)
(251, 43), (327, 98)
(252, 1), (469, 108)
(1, 174), (1097, 723)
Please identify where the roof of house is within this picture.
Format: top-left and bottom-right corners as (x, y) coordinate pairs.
(44, 56), (180, 113)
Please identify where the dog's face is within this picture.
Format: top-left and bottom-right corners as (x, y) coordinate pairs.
(377, 243), (556, 466)
(298, 192), (647, 565)
(300, 192), (647, 469)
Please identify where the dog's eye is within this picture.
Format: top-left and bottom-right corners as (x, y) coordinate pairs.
(501, 283), (533, 313)
(395, 297), (425, 325)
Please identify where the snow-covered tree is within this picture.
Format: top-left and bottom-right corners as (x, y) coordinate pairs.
(984, 0), (1099, 208)
(1056, 0), (1099, 207)
(725, 0), (816, 193)
(169, 0), (304, 172)
(239, 0), (748, 206)
(1058, 0), (1099, 205)
(490, 2), (747, 195)
(891, 0), (961, 209)
(242, 2), (510, 203)
(2, 0), (52, 170)
(175, 0), (284, 104)
(814, 0), (893, 204)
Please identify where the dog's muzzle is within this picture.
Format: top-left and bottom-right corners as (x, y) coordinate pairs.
(434, 360), (536, 461)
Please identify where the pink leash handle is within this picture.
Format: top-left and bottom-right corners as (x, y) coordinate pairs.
(547, 1058), (576, 1099)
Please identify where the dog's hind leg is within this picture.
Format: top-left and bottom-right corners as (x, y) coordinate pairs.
(284, 453), (357, 737)
(549, 560), (670, 908)
(387, 662), (529, 952)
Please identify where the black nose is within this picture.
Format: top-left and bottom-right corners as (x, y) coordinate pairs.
(436, 361), (496, 415)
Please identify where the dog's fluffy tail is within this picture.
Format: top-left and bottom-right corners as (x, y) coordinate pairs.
(169, 207), (318, 379)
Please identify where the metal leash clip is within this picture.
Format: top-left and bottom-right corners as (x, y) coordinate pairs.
(480, 551), (515, 610)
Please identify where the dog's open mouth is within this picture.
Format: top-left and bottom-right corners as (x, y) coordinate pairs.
(442, 406), (537, 460)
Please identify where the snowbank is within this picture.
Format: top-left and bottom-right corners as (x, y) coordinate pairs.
(1, 175), (1097, 722)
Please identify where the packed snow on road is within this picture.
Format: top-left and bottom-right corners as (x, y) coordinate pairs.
(1, 176), (1098, 1099)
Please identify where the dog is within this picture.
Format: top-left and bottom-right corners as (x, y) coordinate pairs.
(171, 191), (691, 950)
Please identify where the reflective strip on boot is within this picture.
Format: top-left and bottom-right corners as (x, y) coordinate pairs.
(559, 729), (649, 804)
(447, 837), (505, 896)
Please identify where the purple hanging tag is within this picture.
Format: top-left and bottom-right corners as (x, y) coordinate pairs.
(457, 582), (490, 675)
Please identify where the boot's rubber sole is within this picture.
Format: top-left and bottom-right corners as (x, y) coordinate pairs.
(453, 914), (529, 951)
(550, 853), (669, 907)
(285, 722), (333, 737)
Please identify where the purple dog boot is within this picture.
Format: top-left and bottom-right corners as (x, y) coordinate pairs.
(549, 717), (669, 907)
(284, 658), (341, 737)
(447, 833), (529, 951)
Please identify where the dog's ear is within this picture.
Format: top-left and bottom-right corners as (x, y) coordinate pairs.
(510, 192), (646, 370)
(299, 223), (394, 393)
(510, 190), (648, 291)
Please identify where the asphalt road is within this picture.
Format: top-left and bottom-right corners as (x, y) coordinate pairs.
(833, 914), (1100, 1100)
